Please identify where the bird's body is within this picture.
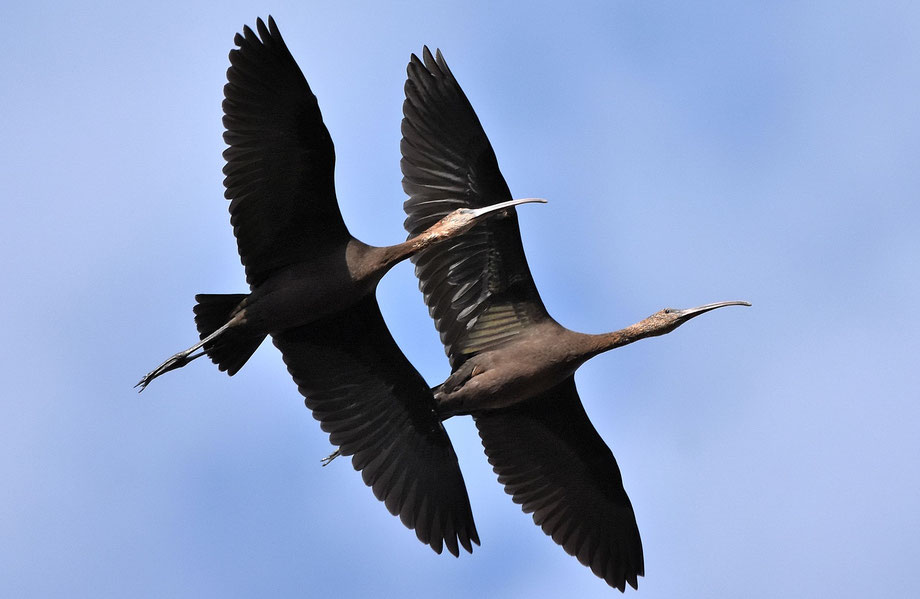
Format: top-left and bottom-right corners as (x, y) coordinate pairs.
(209, 243), (365, 336)
(435, 320), (583, 415)
(220, 238), (426, 338)
(401, 47), (750, 591)
(138, 17), (544, 558)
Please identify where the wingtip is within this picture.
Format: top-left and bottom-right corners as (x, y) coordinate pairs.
(422, 45), (436, 70)
(255, 17), (269, 39)
(444, 533), (460, 558)
(466, 523), (481, 549)
(626, 571), (640, 591)
(408, 50), (424, 68)
(265, 15), (284, 42)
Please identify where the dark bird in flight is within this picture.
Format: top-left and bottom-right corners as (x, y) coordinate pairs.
(400, 48), (750, 591)
(136, 17), (544, 557)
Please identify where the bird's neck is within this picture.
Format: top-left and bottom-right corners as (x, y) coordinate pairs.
(374, 225), (450, 271)
(360, 230), (438, 281)
(374, 238), (420, 271)
(582, 320), (655, 360)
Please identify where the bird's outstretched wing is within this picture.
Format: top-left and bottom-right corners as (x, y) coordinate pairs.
(223, 17), (350, 287)
(401, 48), (548, 368)
(474, 376), (644, 591)
(272, 295), (479, 556)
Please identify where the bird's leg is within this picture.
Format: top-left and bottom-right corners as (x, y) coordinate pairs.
(135, 349), (206, 391)
(437, 360), (479, 395)
(321, 448), (341, 466)
(135, 320), (233, 391)
(433, 361), (488, 418)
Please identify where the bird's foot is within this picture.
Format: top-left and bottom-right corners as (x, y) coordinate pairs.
(320, 449), (341, 466)
(135, 352), (192, 392)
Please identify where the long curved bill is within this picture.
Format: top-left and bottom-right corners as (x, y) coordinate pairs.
(677, 300), (752, 320)
(468, 197), (547, 218)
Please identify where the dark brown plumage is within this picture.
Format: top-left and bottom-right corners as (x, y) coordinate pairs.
(137, 17), (544, 558)
(401, 47), (750, 590)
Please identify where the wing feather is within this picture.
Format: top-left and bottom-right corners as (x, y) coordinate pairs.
(273, 295), (478, 556)
(223, 17), (350, 287)
(401, 48), (548, 368)
(474, 377), (644, 591)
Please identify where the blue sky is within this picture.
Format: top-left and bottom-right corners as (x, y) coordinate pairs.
(2, 1), (919, 597)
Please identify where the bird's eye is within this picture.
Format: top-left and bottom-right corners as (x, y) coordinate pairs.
(664, 309), (672, 314)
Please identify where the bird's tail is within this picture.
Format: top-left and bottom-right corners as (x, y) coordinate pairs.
(194, 293), (265, 375)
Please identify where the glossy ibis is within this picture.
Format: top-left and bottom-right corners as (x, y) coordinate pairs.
(401, 48), (750, 590)
(137, 17), (544, 557)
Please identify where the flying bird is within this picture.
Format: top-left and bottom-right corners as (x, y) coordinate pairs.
(137, 17), (544, 557)
(401, 47), (750, 591)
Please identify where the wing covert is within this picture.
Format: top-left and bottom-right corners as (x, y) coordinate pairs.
(223, 17), (350, 287)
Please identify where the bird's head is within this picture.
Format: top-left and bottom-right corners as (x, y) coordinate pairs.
(642, 301), (752, 337)
(427, 198), (547, 240)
